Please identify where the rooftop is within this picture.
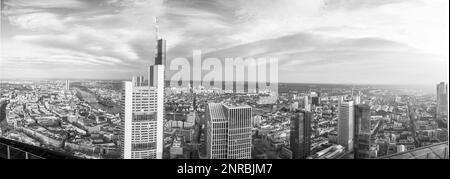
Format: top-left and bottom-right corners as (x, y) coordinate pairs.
(222, 102), (251, 109)
(378, 142), (449, 159)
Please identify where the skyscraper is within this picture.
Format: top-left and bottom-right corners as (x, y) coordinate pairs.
(338, 97), (354, 151)
(354, 104), (371, 159)
(290, 110), (312, 159)
(311, 92), (319, 106)
(353, 95), (361, 105)
(0, 99), (9, 135)
(155, 39), (166, 66)
(0, 99), (7, 123)
(354, 104), (371, 135)
(436, 82), (448, 117)
(311, 96), (319, 106)
(120, 22), (165, 159)
(304, 96), (311, 112)
(120, 65), (164, 159)
(154, 17), (166, 66)
(65, 80), (70, 90)
(206, 103), (252, 159)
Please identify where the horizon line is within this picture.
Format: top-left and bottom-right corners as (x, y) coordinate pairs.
(0, 78), (446, 87)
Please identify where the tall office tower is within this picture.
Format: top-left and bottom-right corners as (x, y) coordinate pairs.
(338, 97), (355, 151)
(354, 104), (371, 159)
(65, 80), (70, 90)
(290, 111), (312, 159)
(354, 95), (361, 105)
(120, 20), (165, 159)
(206, 103), (252, 159)
(120, 65), (164, 159)
(436, 82), (448, 117)
(155, 39), (166, 66)
(310, 91), (319, 106)
(311, 97), (319, 106)
(154, 17), (166, 66)
(354, 104), (371, 135)
(304, 96), (311, 111)
(0, 99), (9, 135)
(0, 99), (7, 123)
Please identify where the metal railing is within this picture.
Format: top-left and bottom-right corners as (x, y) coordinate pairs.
(0, 137), (79, 159)
(0, 142), (44, 159)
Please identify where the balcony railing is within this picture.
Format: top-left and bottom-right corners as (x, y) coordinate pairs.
(0, 142), (44, 159)
(0, 137), (79, 159)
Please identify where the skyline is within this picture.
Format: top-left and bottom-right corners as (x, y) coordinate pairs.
(1, 0), (449, 84)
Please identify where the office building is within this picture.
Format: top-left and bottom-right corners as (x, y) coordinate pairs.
(65, 80), (70, 90)
(0, 99), (7, 123)
(206, 103), (252, 159)
(120, 65), (164, 159)
(338, 97), (354, 151)
(304, 96), (311, 111)
(290, 110), (312, 159)
(437, 82), (448, 117)
(355, 133), (371, 159)
(0, 99), (8, 135)
(120, 27), (165, 158)
(354, 104), (371, 159)
(155, 39), (166, 66)
(354, 95), (361, 105)
(355, 104), (371, 133)
(311, 96), (319, 106)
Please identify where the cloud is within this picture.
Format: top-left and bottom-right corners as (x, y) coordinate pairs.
(7, 12), (66, 32)
(1, 0), (163, 69)
(1, 0), (448, 84)
(3, 0), (86, 9)
(322, 0), (412, 10)
(167, 32), (447, 84)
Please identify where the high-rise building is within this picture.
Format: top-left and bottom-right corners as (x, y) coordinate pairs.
(154, 17), (166, 66)
(311, 96), (319, 106)
(120, 65), (164, 159)
(436, 82), (448, 117)
(206, 103), (252, 159)
(0, 99), (9, 134)
(206, 103), (228, 159)
(304, 96), (311, 111)
(290, 102), (299, 112)
(65, 80), (70, 90)
(338, 97), (354, 151)
(354, 104), (371, 159)
(120, 23), (165, 158)
(0, 99), (7, 123)
(290, 110), (312, 159)
(355, 104), (371, 135)
(155, 39), (166, 66)
(353, 95), (361, 105)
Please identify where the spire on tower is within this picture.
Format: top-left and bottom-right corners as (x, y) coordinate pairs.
(154, 17), (159, 40)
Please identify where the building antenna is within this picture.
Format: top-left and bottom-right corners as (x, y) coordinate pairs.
(154, 16), (162, 68)
(154, 17), (159, 40)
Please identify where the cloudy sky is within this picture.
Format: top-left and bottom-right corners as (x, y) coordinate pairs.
(0, 0), (448, 84)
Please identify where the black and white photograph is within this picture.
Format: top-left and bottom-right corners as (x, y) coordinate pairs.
(0, 0), (448, 170)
